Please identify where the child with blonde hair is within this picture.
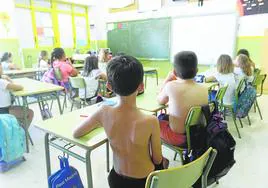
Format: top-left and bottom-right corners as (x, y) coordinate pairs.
(98, 49), (110, 73)
(206, 54), (236, 105)
(234, 54), (254, 83)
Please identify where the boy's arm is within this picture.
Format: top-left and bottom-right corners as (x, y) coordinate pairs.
(6, 83), (23, 91)
(73, 107), (104, 138)
(163, 71), (177, 85)
(150, 117), (163, 165)
(157, 82), (169, 105)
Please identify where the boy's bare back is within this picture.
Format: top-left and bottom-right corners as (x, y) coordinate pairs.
(98, 105), (161, 178)
(165, 79), (208, 134)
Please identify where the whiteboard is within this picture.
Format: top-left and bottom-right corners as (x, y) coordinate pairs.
(171, 13), (238, 65)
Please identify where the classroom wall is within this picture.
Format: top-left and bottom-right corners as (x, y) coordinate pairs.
(0, 0), (21, 67)
(0, 0), (17, 38)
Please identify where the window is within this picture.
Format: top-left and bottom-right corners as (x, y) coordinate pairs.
(14, 8), (35, 48)
(33, 0), (51, 8)
(35, 11), (54, 47)
(15, 1), (90, 49)
(15, 0), (30, 6)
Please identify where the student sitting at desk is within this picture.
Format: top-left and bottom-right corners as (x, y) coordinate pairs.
(157, 51), (208, 146)
(234, 54), (254, 84)
(206, 54), (236, 105)
(51, 48), (78, 89)
(73, 55), (168, 188)
(98, 48), (110, 73)
(38, 50), (50, 68)
(0, 63), (34, 128)
(0, 52), (20, 71)
(235, 49), (255, 70)
(79, 56), (107, 101)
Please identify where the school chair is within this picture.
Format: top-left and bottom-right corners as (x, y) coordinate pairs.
(253, 68), (261, 78)
(144, 68), (159, 88)
(54, 67), (67, 111)
(162, 105), (212, 163)
(145, 147), (217, 188)
(221, 79), (248, 139)
(252, 74), (267, 120)
(69, 77), (99, 111)
(215, 84), (228, 108)
(214, 83), (242, 137)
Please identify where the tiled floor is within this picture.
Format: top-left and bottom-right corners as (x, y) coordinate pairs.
(1, 84), (268, 188)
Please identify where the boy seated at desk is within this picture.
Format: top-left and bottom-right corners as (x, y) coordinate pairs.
(157, 51), (208, 146)
(73, 55), (168, 188)
(0, 63), (34, 128)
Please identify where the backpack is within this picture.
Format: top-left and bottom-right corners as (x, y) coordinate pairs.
(202, 104), (236, 183)
(183, 103), (236, 187)
(234, 84), (256, 118)
(0, 114), (26, 163)
(48, 156), (84, 188)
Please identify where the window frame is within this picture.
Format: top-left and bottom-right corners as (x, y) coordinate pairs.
(15, 0), (90, 49)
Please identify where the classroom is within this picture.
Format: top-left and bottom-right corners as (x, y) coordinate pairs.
(0, 0), (268, 187)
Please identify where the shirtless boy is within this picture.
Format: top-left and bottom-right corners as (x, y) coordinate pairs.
(157, 51), (208, 146)
(73, 55), (166, 188)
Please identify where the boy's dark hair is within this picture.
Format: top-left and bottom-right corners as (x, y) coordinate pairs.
(51, 48), (65, 63)
(82, 56), (99, 77)
(174, 51), (198, 79)
(107, 55), (144, 96)
(237, 49), (250, 57)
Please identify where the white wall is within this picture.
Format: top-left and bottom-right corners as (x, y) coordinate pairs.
(238, 14), (268, 37)
(88, 0), (237, 41)
(88, 0), (109, 41)
(0, 0), (17, 38)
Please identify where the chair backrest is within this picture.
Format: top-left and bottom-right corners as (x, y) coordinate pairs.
(253, 74), (267, 96)
(54, 67), (62, 81)
(145, 147), (217, 188)
(215, 84), (228, 104)
(235, 78), (246, 102)
(184, 103), (214, 151)
(69, 77), (86, 89)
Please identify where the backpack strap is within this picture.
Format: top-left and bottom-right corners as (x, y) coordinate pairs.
(201, 104), (211, 125)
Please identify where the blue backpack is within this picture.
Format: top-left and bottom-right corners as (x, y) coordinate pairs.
(48, 156), (84, 188)
(235, 84), (256, 118)
(0, 114), (26, 163)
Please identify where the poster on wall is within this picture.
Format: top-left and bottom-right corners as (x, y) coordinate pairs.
(237, 0), (268, 16)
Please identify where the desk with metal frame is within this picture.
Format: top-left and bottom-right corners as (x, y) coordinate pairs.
(12, 78), (64, 152)
(4, 68), (48, 79)
(35, 105), (109, 188)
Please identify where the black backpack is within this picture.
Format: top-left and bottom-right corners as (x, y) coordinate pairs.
(202, 104), (236, 183)
(184, 103), (236, 187)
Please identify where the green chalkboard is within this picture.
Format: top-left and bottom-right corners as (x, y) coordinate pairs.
(107, 18), (170, 59)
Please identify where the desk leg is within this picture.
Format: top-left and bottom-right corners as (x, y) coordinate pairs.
(55, 92), (63, 115)
(22, 97), (30, 153)
(86, 150), (93, 188)
(45, 133), (52, 178)
(156, 70), (158, 85)
(106, 141), (110, 172)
